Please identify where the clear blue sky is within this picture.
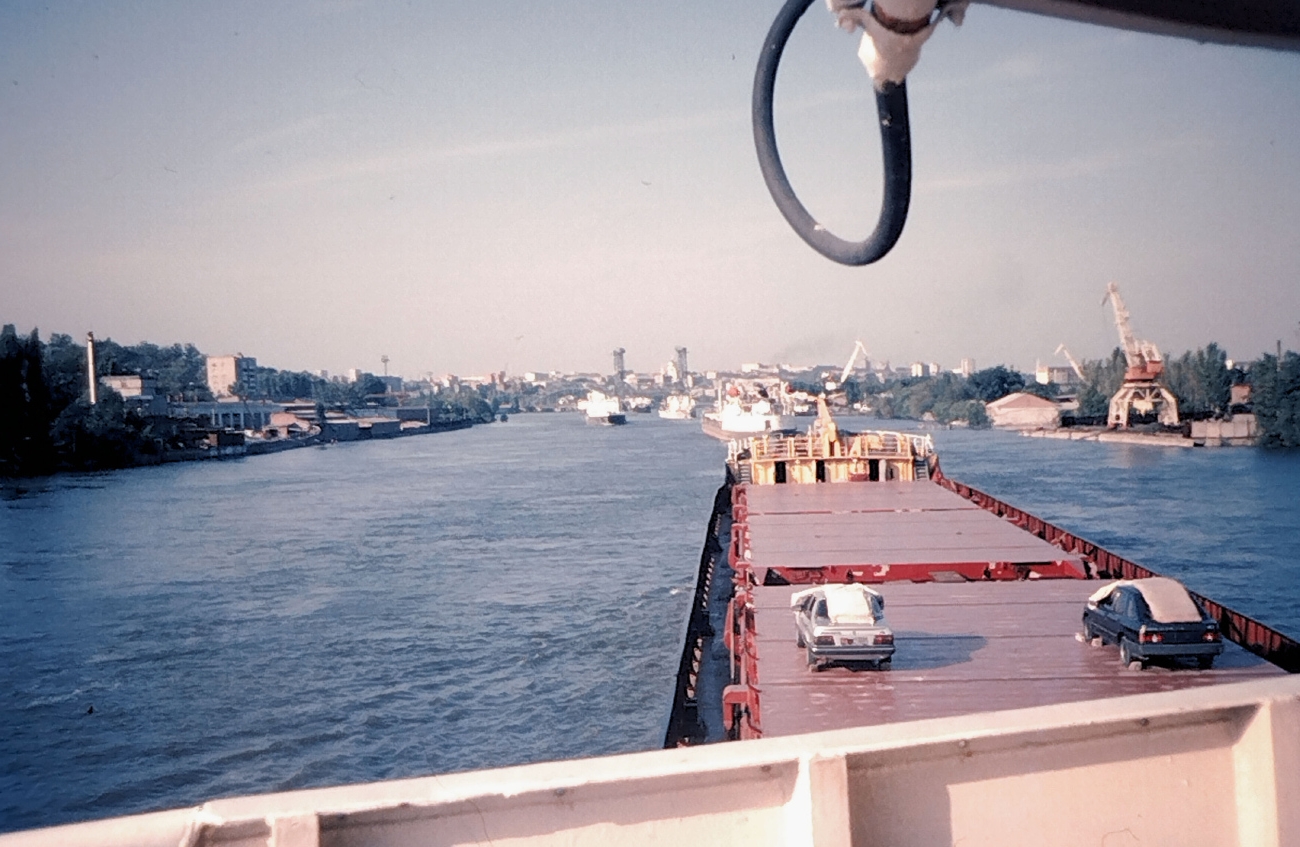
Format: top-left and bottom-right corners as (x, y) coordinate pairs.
(3, 2), (1299, 379)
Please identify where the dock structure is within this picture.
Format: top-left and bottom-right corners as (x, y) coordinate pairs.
(710, 425), (1299, 742)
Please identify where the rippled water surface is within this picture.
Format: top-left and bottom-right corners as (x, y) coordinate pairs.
(2, 416), (1298, 832)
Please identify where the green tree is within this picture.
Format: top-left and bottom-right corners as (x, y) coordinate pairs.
(1251, 351), (1300, 448)
(1022, 381), (1059, 400)
(49, 393), (143, 469)
(21, 329), (53, 472)
(967, 366), (1026, 402)
(1073, 348), (1128, 419)
(0, 325), (27, 473)
(1163, 343), (1231, 418)
(1076, 383), (1110, 419)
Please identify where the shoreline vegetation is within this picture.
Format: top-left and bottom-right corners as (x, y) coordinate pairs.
(0, 327), (494, 478)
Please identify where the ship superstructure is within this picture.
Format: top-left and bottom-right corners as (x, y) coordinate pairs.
(581, 390), (626, 425)
(657, 394), (697, 420)
(701, 379), (793, 441)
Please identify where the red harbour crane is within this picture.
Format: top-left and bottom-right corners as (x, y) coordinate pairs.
(1103, 282), (1179, 428)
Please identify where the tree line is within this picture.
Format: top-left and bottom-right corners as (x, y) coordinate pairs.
(1251, 352), (1300, 448)
(0, 326), (495, 477)
(0, 327), (180, 474)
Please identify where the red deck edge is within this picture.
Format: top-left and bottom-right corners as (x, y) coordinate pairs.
(928, 461), (1300, 673)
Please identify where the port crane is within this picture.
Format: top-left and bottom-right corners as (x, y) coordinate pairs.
(1102, 282), (1179, 428)
(839, 340), (868, 386)
(825, 340), (868, 392)
(1054, 344), (1086, 382)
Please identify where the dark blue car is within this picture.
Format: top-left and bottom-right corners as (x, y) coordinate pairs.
(1082, 577), (1223, 670)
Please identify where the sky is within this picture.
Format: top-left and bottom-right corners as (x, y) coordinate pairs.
(3, 2), (1299, 379)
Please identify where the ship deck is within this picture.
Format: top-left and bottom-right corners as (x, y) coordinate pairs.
(750, 580), (1284, 737)
(741, 481), (1087, 581)
(721, 477), (1290, 740)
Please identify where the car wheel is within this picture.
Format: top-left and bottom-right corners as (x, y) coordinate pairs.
(878, 658), (891, 671)
(1084, 622), (1103, 647)
(1198, 656), (1214, 670)
(1119, 638), (1143, 671)
(806, 646), (817, 669)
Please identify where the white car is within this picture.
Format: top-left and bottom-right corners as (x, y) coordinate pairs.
(791, 584), (895, 670)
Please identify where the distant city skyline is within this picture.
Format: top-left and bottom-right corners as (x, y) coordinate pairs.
(4, 3), (1299, 379)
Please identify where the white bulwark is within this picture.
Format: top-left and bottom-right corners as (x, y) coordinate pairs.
(6, 677), (1298, 847)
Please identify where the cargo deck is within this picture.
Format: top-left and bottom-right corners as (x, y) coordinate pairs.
(737, 479), (1088, 584)
(750, 580), (1283, 737)
(666, 422), (1300, 745)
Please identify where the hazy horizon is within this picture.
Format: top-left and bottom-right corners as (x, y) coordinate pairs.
(4, 3), (1299, 378)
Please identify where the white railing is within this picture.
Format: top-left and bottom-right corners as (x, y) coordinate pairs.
(728, 429), (931, 465)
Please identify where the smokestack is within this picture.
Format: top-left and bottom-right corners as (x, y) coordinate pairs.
(87, 332), (98, 405)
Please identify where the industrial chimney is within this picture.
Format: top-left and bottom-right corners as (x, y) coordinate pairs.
(86, 332), (98, 405)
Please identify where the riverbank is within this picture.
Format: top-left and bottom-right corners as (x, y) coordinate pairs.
(1, 416), (481, 479)
(174, 416), (480, 462)
(1023, 415), (1258, 448)
(1024, 428), (1196, 448)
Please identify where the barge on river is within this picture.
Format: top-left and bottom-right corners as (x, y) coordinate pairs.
(665, 417), (1296, 747)
(7, 418), (1300, 847)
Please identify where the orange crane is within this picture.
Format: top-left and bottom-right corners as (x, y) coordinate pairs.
(1102, 282), (1179, 428)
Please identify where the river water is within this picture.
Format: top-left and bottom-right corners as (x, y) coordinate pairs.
(2, 415), (1297, 833)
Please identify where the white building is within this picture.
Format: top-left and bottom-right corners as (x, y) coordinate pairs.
(206, 355), (256, 398)
(986, 392), (1060, 430)
(100, 374), (167, 415)
(1035, 363), (1079, 386)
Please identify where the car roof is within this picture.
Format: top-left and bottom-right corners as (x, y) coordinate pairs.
(792, 584), (882, 625)
(1088, 577), (1203, 623)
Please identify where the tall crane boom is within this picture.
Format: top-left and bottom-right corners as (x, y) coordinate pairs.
(840, 340), (868, 385)
(1054, 344), (1086, 382)
(1102, 282), (1141, 368)
(1102, 282), (1164, 380)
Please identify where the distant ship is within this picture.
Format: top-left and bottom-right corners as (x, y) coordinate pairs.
(657, 394), (696, 420)
(581, 390), (627, 425)
(700, 380), (792, 441)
